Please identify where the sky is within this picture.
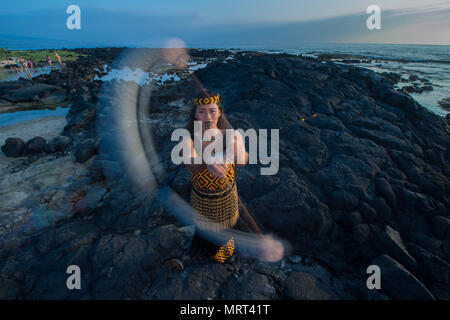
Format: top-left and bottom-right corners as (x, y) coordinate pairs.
(0, 0), (449, 48)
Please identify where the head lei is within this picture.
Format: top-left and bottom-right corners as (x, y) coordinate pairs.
(192, 94), (220, 106)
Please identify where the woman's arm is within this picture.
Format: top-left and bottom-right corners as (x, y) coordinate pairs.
(183, 137), (229, 179)
(183, 137), (207, 172)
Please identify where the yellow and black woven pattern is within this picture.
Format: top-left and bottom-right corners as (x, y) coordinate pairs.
(213, 237), (235, 263)
(193, 95), (220, 106)
(191, 181), (239, 232)
(191, 164), (235, 192)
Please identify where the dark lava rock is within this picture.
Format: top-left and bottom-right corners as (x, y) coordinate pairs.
(410, 233), (442, 256)
(403, 85), (423, 94)
(88, 158), (106, 182)
(407, 243), (450, 300)
(352, 223), (370, 244)
(89, 158), (123, 182)
(438, 97), (450, 110)
(378, 225), (418, 273)
(40, 89), (67, 104)
(23, 136), (46, 155)
(0, 83), (60, 103)
(429, 215), (450, 238)
(63, 97), (98, 137)
(221, 272), (278, 300)
(183, 53), (449, 296)
(284, 271), (331, 299)
(1, 49), (449, 300)
(371, 255), (434, 300)
(145, 263), (232, 300)
(74, 139), (98, 163)
(44, 135), (72, 153)
(1, 137), (25, 157)
(381, 72), (401, 84)
(330, 189), (359, 211)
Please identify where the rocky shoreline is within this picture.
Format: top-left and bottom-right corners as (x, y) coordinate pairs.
(0, 47), (449, 299)
(311, 52), (447, 99)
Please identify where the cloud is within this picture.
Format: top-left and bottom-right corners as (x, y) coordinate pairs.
(184, 6), (450, 46)
(392, 1), (450, 15)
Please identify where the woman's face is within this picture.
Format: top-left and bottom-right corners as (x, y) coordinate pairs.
(194, 103), (221, 131)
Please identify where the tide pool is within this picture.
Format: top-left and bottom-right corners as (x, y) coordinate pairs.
(0, 106), (69, 127)
(0, 65), (61, 82)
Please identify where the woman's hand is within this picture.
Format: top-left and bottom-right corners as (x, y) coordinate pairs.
(162, 38), (189, 69)
(207, 162), (228, 180)
(258, 234), (284, 262)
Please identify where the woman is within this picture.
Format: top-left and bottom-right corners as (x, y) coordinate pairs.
(183, 89), (249, 263)
(16, 57), (29, 79)
(28, 60), (37, 75)
(13, 58), (21, 78)
(20, 57), (33, 79)
(55, 51), (62, 65)
(46, 55), (52, 66)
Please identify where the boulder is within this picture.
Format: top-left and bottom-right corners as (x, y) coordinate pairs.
(1, 137), (25, 157)
(23, 136), (47, 155)
(437, 97), (450, 110)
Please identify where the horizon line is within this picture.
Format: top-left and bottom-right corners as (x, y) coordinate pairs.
(2, 41), (450, 51)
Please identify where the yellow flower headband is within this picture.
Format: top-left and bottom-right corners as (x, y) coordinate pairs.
(193, 95), (220, 106)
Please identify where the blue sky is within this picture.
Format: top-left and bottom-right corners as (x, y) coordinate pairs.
(1, 0), (449, 47)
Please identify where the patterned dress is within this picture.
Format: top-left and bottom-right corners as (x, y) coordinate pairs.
(190, 163), (239, 232)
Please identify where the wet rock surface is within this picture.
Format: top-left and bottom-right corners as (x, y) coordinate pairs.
(0, 48), (449, 299)
(438, 97), (450, 111)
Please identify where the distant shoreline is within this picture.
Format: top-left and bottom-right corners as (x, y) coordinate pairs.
(2, 42), (450, 51)
(0, 48), (82, 71)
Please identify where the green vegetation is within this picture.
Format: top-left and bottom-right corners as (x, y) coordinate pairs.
(0, 48), (84, 63)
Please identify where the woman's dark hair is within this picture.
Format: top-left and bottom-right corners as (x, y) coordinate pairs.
(186, 89), (233, 134)
(186, 89), (233, 151)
